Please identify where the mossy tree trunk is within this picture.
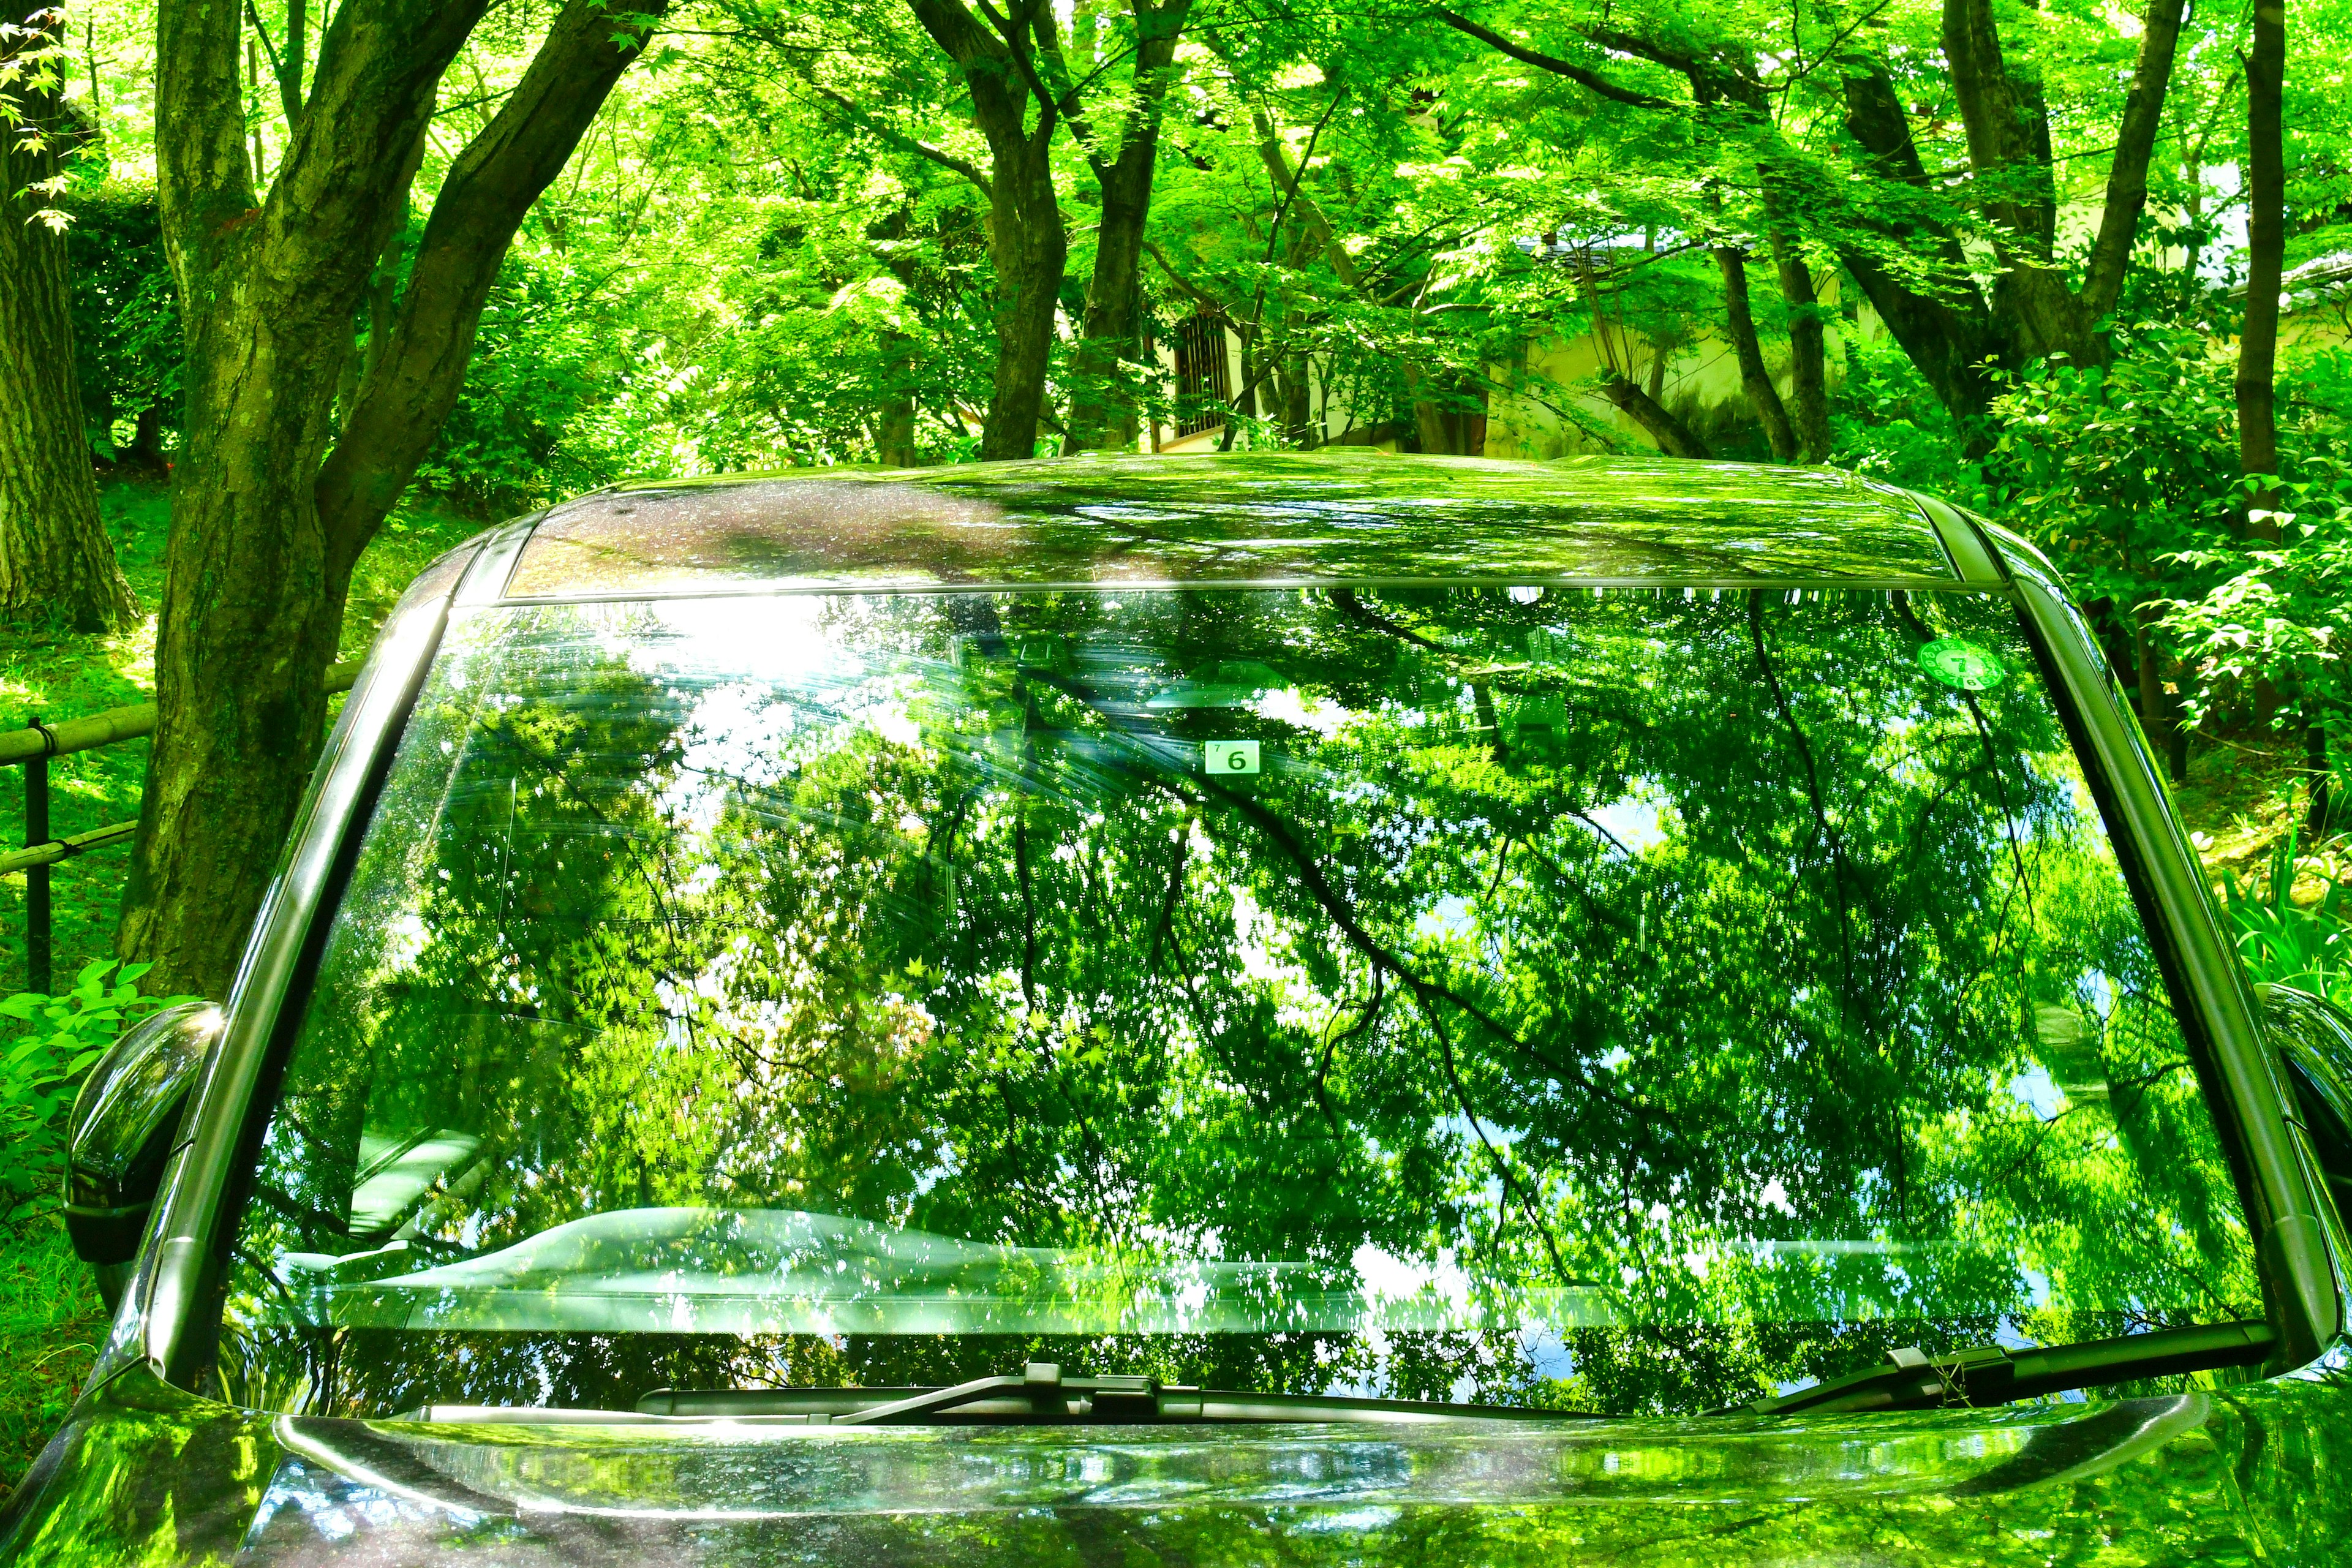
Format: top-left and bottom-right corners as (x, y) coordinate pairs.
(1059, 0), (1192, 453)
(909, 0), (1069, 462)
(121, 0), (665, 997)
(0, 20), (135, 634)
(1714, 246), (1798, 461)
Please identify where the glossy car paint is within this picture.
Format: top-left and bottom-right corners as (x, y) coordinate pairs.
(6, 454), (2348, 1566)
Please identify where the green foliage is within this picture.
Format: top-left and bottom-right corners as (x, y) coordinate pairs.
(2161, 353), (2352, 741)
(1828, 336), (1984, 497)
(2223, 827), (2352, 1004)
(1981, 312), (2245, 616)
(0, 962), (175, 1224)
(418, 245), (651, 511)
(63, 183), (181, 463)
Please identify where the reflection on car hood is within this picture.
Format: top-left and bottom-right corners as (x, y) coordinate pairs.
(12, 1360), (2346, 1564)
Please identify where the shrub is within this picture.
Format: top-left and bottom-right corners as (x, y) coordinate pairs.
(0, 963), (184, 1226)
(2159, 354), (2352, 794)
(1979, 312), (2243, 619)
(2222, 827), (2352, 1004)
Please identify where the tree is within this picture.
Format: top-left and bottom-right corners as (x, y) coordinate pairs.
(903, 0), (1069, 460)
(1436, 0), (2191, 432)
(0, 3), (135, 633)
(1842, 0), (2186, 416)
(1714, 245), (1798, 461)
(122, 0), (669, 997)
(1434, 4), (1834, 456)
(2239, 0), (2286, 540)
(1057, 0), (1194, 452)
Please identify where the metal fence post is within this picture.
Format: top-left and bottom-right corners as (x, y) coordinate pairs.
(24, 712), (53, 995)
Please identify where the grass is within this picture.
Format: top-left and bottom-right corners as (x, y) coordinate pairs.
(0, 1220), (105, 1489)
(0, 477), (487, 1491)
(2169, 729), (2350, 903)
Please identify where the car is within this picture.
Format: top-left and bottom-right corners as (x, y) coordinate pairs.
(9, 449), (2352, 1566)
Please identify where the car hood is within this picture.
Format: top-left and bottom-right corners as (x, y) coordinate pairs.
(7, 1360), (2351, 1565)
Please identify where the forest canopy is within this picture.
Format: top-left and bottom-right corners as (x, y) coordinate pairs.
(36, 0), (2352, 762)
(5, 0), (2350, 997)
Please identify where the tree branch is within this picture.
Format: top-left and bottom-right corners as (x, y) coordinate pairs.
(240, 0), (299, 123)
(1243, 100), (1362, 290)
(2080, 0), (2188, 318)
(1433, 7), (1676, 108)
(812, 83), (991, 194)
(1142, 236), (1223, 311)
(1600, 374), (1709, 457)
(314, 0), (669, 578)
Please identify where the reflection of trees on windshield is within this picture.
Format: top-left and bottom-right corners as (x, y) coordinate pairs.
(221, 587), (2256, 1418)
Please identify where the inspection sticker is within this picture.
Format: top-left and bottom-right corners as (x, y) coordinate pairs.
(1204, 740), (1262, 776)
(1917, 638), (2007, 692)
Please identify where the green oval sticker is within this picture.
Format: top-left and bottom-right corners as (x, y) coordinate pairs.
(1918, 638), (2006, 692)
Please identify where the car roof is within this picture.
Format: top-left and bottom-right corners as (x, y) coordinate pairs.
(493, 451), (1965, 601)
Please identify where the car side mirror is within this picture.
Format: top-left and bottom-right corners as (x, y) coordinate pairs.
(63, 1000), (221, 1309)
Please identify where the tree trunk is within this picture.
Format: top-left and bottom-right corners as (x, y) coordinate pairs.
(2309, 722), (2334, 839)
(1064, 155), (1150, 453)
(1276, 352), (1313, 447)
(875, 389), (919, 467)
(1716, 249), (1796, 461)
(1410, 377), (1453, 454)
(867, 211), (923, 466)
(1835, 64), (2002, 426)
(2239, 0), (2286, 540)
(2133, 608), (2189, 786)
(1063, 0), (1190, 453)
(1602, 376), (1709, 458)
(314, 0), (669, 573)
(1941, 0), (2104, 369)
(908, 0), (1068, 462)
(0, 21), (137, 633)
(127, 404), (166, 469)
(978, 149), (1066, 461)
(2081, 0), (2188, 318)
(125, 0), (658, 997)
(1768, 236), (1831, 461)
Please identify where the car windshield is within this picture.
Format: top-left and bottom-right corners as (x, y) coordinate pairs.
(221, 584), (2258, 1419)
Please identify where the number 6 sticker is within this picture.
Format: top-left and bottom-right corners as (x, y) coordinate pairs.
(1205, 740), (1261, 775)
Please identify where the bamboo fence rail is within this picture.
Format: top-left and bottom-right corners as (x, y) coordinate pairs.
(4, 661), (363, 990)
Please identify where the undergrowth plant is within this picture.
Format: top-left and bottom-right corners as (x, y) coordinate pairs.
(2223, 827), (2352, 1003)
(0, 961), (184, 1226)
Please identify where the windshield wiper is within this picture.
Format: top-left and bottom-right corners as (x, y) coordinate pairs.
(1724, 1319), (2277, 1417)
(636, 1361), (1600, 1425)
